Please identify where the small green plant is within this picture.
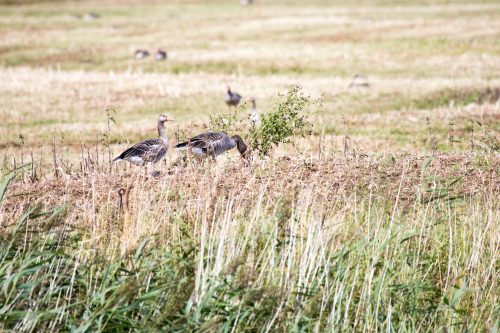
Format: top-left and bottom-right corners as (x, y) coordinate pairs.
(249, 86), (313, 157)
(208, 86), (315, 158)
(480, 127), (499, 152)
(104, 108), (117, 167)
(209, 109), (241, 134)
(469, 121), (500, 153)
(426, 117), (438, 156)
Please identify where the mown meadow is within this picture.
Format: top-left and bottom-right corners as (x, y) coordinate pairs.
(0, 0), (499, 332)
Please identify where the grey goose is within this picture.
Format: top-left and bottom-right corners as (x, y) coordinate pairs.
(224, 86), (242, 107)
(113, 114), (173, 166)
(155, 49), (167, 61)
(349, 74), (370, 88)
(134, 49), (150, 60)
(174, 131), (247, 160)
(83, 12), (99, 20)
(249, 97), (259, 126)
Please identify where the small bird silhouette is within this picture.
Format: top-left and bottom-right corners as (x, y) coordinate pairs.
(155, 49), (167, 61)
(224, 86), (242, 107)
(249, 98), (259, 126)
(134, 49), (150, 60)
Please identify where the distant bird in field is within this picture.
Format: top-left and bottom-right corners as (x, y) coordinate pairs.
(134, 49), (150, 60)
(240, 0), (254, 4)
(249, 97), (259, 126)
(348, 74), (370, 88)
(174, 131), (248, 160)
(113, 114), (173, 167)
(155, 49), (167, 61)
(83, 12), (99, 20)
(224, 86), (242, 107)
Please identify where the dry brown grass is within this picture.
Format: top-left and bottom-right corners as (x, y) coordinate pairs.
(0, 1), (499, 330)
(2, 152), (497, 237)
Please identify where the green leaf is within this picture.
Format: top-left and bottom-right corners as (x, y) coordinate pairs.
(400, 232), (418, 243)
(447, 177), (462, 187)
(134, 239), (149, 263)
(0, 171), (16, 204)
(421, 158), (433, 173)
(450, 286), (467, 308)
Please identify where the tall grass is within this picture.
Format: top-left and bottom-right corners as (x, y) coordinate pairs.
(0, 151), (498, 332)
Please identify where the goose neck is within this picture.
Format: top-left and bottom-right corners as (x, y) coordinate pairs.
(158, 121), (168, 144)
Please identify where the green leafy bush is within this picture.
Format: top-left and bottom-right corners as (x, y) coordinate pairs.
(209, 86), (314, 157)
(209, 109), (241, 134)
(249, 86), (313, 157)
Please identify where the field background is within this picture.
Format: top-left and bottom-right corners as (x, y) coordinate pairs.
(1, 0), (499, 156)
(0, 0), (499, 332)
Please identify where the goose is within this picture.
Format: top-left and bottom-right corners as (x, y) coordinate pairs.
(83, 12), (99, 20)
(113, 114), (173, 166)
(348, 74), (369, 88)
(240, 0), (254, 4)
(155, 49), (167, 61)
(249, 97), (259, 126)
(174, 131), (247, 160)
(134, 49), (150, 60)
(224, 86), (242, 107)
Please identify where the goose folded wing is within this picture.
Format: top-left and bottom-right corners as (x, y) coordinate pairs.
(120, 139), (162, 158)
(189, 132), (227, 150)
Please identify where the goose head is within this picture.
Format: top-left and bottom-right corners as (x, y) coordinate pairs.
(158, 114), (174, 123)
(231, 135), (248, 156)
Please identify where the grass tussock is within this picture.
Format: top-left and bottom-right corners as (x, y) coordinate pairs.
(0, 152), (498, 332)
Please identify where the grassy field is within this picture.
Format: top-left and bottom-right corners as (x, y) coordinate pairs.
(0, 0), (499, 332)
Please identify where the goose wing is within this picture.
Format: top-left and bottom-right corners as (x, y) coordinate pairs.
(189, 131), (227, 149)
(117, 138), (163, 160)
